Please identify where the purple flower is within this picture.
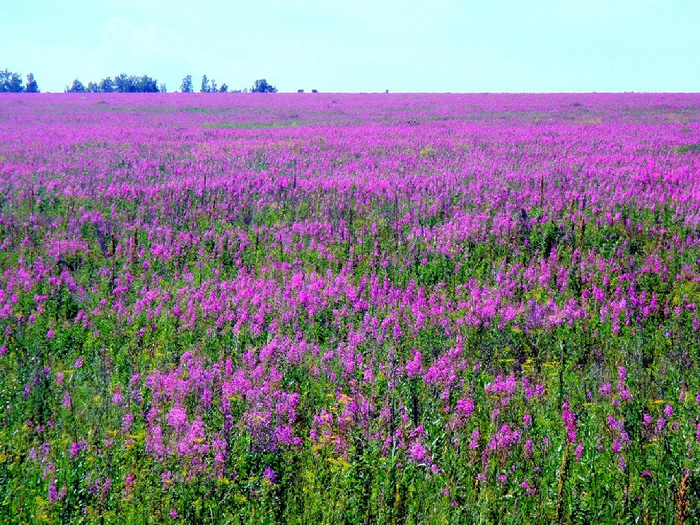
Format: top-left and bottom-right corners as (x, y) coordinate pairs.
(617, 456), (626, 470)
(166, 404), (187, 428)
(456, 398), (474, 419)
(655, 418), (666, 433)
(468, 430), (479, 450)
(409, 442), (427, 463)
(48, 484), (67, 503)
(599, 383), (612, 397)
(263, 466), (277, 483)
(405, 351), (422, 378)
(112, 389), (123, 405)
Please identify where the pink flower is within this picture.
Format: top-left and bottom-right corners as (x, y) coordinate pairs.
(405, 351), (422, 378)
(166, 404), (187, 428)
(464, 429), (478, 450)
(612, 440), (621, 454)
(409, 442), (427, 462)
(456, 398), (474, 418)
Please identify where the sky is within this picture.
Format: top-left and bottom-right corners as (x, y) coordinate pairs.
(2, 0), (699, 93)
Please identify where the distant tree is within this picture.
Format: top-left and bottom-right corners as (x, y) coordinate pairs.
(251, 79), (277, 93)
(98, 77), (115, 93)
(134, 74), (158, 93)
(297, 89), (304, 93)
(219, 83), (228, 93)
(0, 70), (11, 92)
(200, 75), (210, 93)
(66, 79), (86, 93)
(0, 69), (24, 92)
(8, 72), (23, 92)
(312, 89), (318, 93)
(108, 74), (158, 93)
(210, 79), (217, 93)
(114, 73), (133, 93)
(159, 83), (167, 93)
(62, 73), (159, 93)
(24, 73), (39, 93)
(181, 75), (193, 93)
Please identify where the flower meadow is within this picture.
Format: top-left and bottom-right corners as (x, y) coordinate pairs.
(2, 92), (700, 523)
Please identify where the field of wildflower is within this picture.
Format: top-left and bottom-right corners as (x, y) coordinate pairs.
(1, 92), (700, 523)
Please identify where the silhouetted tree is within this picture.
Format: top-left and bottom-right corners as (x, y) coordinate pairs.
(66, 79), (87, 93)
(0, 69), (24, 92)
(159, 83), (167, 93)
(107, 73), (159, 93)
(98, 77), (115, 93)
(200, 75), (210, 93)
(219, 83), (228, 93)
(114, 73), (132, 92)
(251, 79), (277, 93)
(24, 73), (39, 93)
(181, 75), (193, 92)
(134, 74), (158, 92)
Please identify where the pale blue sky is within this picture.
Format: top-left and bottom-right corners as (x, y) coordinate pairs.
(2, 0), (699, 93)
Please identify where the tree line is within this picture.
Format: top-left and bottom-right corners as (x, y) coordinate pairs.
(65, 74), (165, 93)
(67, 74), (279, 93)
(179, 75), (278, 93)
(0, 69), (39, 92)
(1, 68), (298, 94)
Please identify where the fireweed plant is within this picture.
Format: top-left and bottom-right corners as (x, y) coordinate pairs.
(1, 93), (700, 523)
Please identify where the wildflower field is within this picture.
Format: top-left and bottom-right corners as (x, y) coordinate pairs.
(2, 92), (700, 523)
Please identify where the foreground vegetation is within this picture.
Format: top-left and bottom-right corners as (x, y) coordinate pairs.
(2, 93), (700, 523)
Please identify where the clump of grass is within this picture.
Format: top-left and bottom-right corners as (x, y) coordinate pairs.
(418, 145), (436, 158)
(676, 143), (700, 153)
